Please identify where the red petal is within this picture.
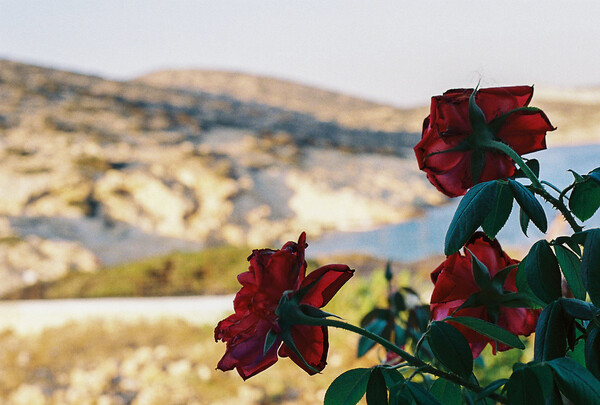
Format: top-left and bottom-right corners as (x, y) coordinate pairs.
(499, 306), (540, 337)
(415, 127), (467, 172)
(474, 86), (533, 120)
(430, 255), (479, 304)
(495, 109), (554, 155)
(478, 152), (516, 184)
(216, 319), (280, 380)
(433, 91), (472, 135)
(299, 264), (354, 308)
(215, 310), (257, 342)
(248, 241), (306, 302)
(279, 324), (328, 375)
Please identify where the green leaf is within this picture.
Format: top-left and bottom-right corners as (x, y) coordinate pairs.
(548, 357), (600, 405)
(590, 167), (600, 184)
(392, 291), (406, 312)
(394, 324), (407, 347)
(324, 368), (372, 405)
(482, 181), (513, 239)
(519, 208), (530, 236)
(447, 316), (525, 349)
(506, 366), (546, 405)
(445, 181), (498, 255)
(429, 378), (461, 405)
(525, 240), (562, 304)
(381, 368), (404, 389)
(427, 321), (473, 378)
(534, 301), (569, 361)
(558, 297), (596, 320)
(582, 229), (600, 307)
(526, 159), (540, 178)
(366, 367), (388, 405)
(389, 382), (412, 405)
(509, 179), (548, 233)
(554, 245), (586, 300)
(570, 178), (600, 222)
(475, 379), (508, 401)
(409, 305), (431, 333)
(405, 381), (443, 405)
(585, 327), (600, 380)
(515, 259), (539, 303)
(554, 235), (582, 256)
(358, 319), (388, 358)
(360, 308), (391, 328)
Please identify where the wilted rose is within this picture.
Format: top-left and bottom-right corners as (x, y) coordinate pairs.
(414, 86), (555, 197)
(215, 232), (353, 379)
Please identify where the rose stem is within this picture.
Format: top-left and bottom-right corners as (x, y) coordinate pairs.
(319, 317), (509, 404)
(486, 140), (583, 233)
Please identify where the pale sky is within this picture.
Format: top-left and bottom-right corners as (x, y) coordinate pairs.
(1, 0), (599, 107)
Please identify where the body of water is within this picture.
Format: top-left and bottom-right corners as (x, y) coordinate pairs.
(308, 144), (600, 262)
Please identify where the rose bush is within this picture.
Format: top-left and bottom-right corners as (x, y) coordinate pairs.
(217, 84), (600, 404)
(430, 232), (540, 358)
(414, 86), (555, 197)
(214, 232), (354, 379)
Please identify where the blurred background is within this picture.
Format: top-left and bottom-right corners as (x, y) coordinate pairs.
(0, 1), (599, 403)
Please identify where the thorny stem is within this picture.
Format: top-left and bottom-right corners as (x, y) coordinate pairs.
(541, 180), (562, 194)
(319, 317), (509, 404)
(486, 140), (583, 233)
(532, 186), (583, 233)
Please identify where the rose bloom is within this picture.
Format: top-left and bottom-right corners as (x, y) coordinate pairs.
(414, 86), (555, 197)
(215, 232), (353, 379)
(430, 232), (540, 358)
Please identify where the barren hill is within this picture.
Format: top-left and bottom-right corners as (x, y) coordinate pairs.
(139, 70), (600, 146)
(136, 69), (429, 134)
(0, 59), (444, 295)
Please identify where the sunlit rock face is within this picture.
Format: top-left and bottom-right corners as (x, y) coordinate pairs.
(0, 59), (452, 292)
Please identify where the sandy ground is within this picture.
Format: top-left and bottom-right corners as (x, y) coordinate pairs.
(0, 295), (234, 335)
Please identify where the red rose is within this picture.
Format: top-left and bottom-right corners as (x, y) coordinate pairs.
(414, 86), (555, 197)
(430, 232), (540, 358)
(215, 232), (354, 379)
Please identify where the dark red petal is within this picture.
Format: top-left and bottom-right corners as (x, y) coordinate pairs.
(495, 109), (554, 155)
(215, 310), (257, 342)
(424, 152), (473, 197)
(232, 284), (258, 312)
(475, 86), (534, 120)
(478, 152), (516, 185)
(248, 244), (306, 301)
(299, 264), (354, 308)
(430, 256), (480, 304)
(498, 306), (540, 337)
(433, 91), (472, 135)
(216, 319), (280, 380)
(464, 233), (517, 278)
(279, 324), (328, 375)
(415, 127), (467, 172)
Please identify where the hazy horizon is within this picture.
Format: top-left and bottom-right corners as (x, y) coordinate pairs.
(2, 1), (599, 107)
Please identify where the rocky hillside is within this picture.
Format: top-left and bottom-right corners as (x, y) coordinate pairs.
(2, 59), (599, 295)
(136, 69), (429, 134)
(139, 70), (600, 146)
(0, 59), (445, 295)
